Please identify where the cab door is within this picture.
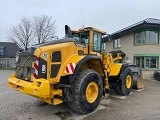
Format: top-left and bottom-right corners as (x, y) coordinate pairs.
(89, 30), (102, 55)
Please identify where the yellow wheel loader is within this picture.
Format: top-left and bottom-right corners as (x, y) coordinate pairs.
(8, 25), (143, 114)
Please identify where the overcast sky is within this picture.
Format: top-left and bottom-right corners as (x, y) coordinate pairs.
(0, 0), (160, 42)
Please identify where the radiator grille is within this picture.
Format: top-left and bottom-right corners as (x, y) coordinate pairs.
(15, 54), (36, 81)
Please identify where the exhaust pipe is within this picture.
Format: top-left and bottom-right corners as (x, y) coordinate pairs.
(65, 25), (72, 37)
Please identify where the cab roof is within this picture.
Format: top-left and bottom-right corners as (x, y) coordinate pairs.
(72, 27), (106, 35)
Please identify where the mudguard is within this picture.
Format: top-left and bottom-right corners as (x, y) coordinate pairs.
(68, 55), (105, 83)
(119, 63), (130, 80)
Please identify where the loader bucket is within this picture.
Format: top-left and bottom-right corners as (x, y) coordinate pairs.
(128, 64), (144, 89)
(133, 74), (144, 89)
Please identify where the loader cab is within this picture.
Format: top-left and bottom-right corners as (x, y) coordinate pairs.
(72, 27), (106, 55)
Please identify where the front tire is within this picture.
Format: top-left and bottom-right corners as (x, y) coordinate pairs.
(114, 67), (133, 95)
(67, 69), (103, 114)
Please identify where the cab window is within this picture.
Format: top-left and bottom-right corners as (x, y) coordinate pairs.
(73, 32), (89, 44)
(93, 32), (102, 52)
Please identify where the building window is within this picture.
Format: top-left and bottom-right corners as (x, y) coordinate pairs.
(0, 49), (4, 56)
(134, 56), (159, 69)
(135, 31), (145, 44)
(135, 30), (158, 45)
(114, 38), (121, 48)
(5, 58), (10, 67)
(146, 31), (158, 43)
(4, 58), (10, 67)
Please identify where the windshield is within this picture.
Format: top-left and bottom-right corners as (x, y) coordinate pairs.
(72, 31), (89, 44)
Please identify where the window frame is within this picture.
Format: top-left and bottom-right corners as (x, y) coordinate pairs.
(93, 31), (102, 52)
(134, 30), (159, 45)
(4, 58), (10, 67)
(134, 54), (159, 70)
(72, 31), (89, 44)
(113, 38), (121, 48)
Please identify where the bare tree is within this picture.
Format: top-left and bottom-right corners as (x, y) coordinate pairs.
(7, 17), (34, 51)
(34, 15), (56, 43)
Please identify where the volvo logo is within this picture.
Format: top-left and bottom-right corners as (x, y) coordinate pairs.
(75, 43), (86, 47)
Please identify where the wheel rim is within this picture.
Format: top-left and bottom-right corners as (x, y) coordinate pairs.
(126, 75), (132, 89)
(86, 81), (98, 103)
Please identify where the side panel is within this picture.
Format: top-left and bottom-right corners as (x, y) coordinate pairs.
(51, 54), (85, 83)
(38, 58), (47, 79)
(108, 64), (122, 76)
(63, 55), (85, 75)
(68, 55), (105, 83)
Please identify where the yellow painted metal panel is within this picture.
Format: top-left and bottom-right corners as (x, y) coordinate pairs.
(8, 74), (50, 98)
(109, 64), (122, 76)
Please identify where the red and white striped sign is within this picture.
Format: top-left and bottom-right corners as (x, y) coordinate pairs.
(33, 58), (39, 79)
(65, 63), (76, 74)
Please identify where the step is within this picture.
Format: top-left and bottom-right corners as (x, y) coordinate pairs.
(54, 98), (63, 105)
(52, 89), (62, 96)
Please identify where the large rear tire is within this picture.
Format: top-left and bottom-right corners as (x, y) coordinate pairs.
(66, 69), (103, 114)
(114, 67), (133, 95)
